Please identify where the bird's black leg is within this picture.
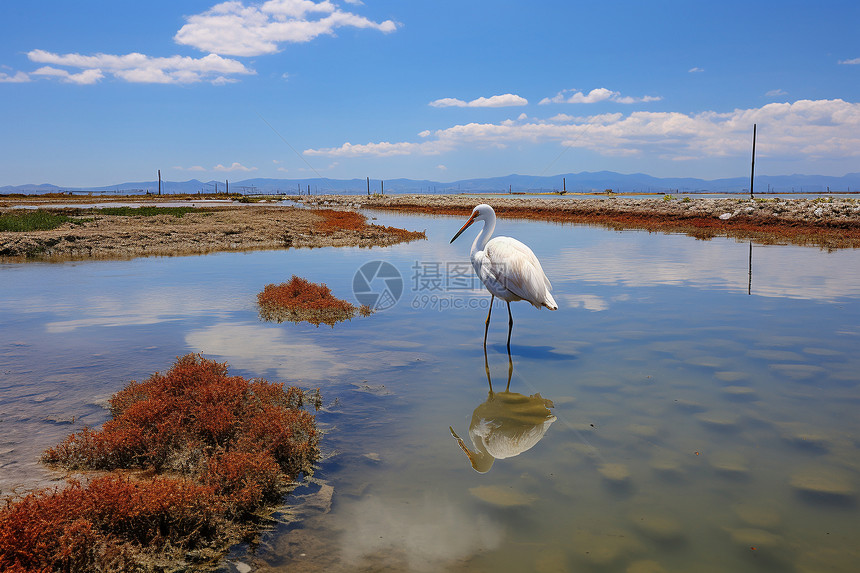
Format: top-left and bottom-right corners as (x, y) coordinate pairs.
(505, 344), (513, 392)
(484, 295), (494, 348)
(506, 301), (513, 352)
(483, 344), (493, 393)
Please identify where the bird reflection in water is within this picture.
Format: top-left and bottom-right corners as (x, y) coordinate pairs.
(449, 348), (557, 473)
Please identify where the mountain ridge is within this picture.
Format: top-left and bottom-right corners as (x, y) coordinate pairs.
(4, 171), (860, 195)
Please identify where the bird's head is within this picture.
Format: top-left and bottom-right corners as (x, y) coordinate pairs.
(450, 204), (495, 244)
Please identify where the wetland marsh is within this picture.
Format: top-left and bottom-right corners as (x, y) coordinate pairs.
(1, 208), (858, 572)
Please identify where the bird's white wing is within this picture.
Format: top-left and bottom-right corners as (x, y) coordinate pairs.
(484, 237), (552, 308)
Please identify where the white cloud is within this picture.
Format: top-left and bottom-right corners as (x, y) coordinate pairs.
(436, 164), (447, 170)
(689, 67), (704, 73)
(838, 58), (860, 65)
(305, 99), (860, 162)
(0, 70), (30, 83)
(213, 162), (257, 172)
(305, 140), (446, 157)
(766, 89), (788, 97)
(174, 0), (398, 57)
(548, 113), (577, 123)
(32, 66), (104, 85)
(539, 87), (661, 105)
(26, 49), (254, 84)
(613, 94), (663, 104)
(429, 93), (528, 108)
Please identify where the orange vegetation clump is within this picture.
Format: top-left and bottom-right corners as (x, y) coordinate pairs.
(0, 354), (320, 572)
(314, 208), (367, 233)
(0, 475), (218, 572)
(314, 208), (426, 243)
(257, 275), (372, 326)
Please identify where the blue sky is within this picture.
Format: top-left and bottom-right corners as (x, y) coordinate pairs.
(1, 0), (859, 187)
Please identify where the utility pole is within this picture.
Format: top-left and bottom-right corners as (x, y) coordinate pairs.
(749, 124), (757, 199)
(158, 169), (162, 195)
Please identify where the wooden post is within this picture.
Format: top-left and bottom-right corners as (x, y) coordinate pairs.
(226, 180), (228, 195)
(563, 177), (566, 193)
(367, 176), (370, 196)
(381, 180), (384, 195)
(749, 124), (756, 199)
(158, 169), (161, 195)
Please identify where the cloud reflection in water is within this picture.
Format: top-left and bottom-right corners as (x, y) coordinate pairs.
(550, 237), (860, 302)
(336, 494), (503, 572)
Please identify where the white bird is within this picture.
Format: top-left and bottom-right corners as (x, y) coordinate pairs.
(450, 204), (558, 349)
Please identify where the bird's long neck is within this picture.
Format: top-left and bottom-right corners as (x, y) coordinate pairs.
(471, 216), (495, 256)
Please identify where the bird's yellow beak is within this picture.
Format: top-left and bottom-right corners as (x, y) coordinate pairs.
(450, 213), (476, 243)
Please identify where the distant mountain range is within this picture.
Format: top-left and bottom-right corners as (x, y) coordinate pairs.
(3, 171), (860, 196)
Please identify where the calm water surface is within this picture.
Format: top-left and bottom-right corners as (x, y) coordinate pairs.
(1, 211), (859, 572)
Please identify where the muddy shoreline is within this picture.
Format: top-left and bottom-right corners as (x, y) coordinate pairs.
(303, 194), (860, 249)
(0, 204), (425, 262)
(3, 194), (859, 261)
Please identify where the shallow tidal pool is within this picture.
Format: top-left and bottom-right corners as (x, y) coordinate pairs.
(1, 210), (859, 572)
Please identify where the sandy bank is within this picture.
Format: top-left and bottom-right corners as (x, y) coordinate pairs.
(302, 194), (860, 249)
(0, 205), (425, 262)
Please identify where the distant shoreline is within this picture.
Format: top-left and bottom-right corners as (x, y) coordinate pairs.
(302, 194), (860, 250)
(2, 194), (859, 261)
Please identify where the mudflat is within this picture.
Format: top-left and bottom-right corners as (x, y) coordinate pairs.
(0, 203), (426, 261)
(3, 193), (859, 262)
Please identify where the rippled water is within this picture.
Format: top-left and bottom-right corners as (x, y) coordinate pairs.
(1, 211), (859, 572)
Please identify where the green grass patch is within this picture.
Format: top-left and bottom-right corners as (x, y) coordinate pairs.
(0, 211), (74, 232)
(95, 206), (197, 217)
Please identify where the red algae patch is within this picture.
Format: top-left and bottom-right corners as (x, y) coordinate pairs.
(312, 207), (426, 244)
(258, 275), (372, 326)
(0, 354), (320, 572)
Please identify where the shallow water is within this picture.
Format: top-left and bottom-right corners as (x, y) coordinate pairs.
(1, 212), (859, 572)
